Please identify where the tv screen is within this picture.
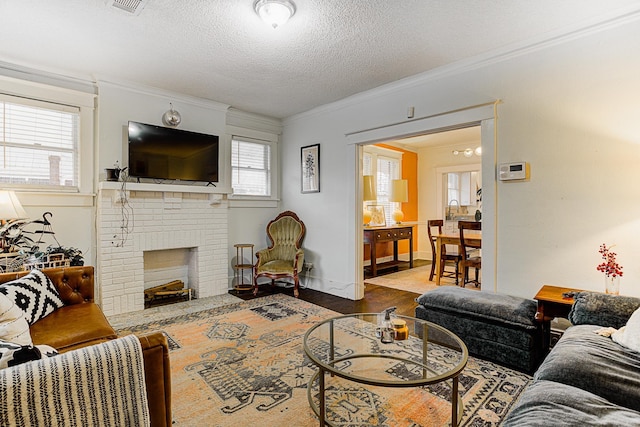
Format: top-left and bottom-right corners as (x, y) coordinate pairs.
(127, 121), (219, 183)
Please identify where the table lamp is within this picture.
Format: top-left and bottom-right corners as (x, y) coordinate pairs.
(0, 190), (28, 252)
(390, 179), (408, 224)
(0, 191), (27, 223)
(363, 175), (376, 226)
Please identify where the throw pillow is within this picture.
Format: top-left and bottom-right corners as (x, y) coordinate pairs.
(0, 293), (31, 346)
(0, 339), (58, 369)
(612, 307), (640, 353)
(0, 269), (64, 325)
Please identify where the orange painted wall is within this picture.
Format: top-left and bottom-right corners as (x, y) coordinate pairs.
(364, 144), (418, 261)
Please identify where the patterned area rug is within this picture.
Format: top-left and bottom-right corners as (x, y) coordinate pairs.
(116, 294), (530, 426)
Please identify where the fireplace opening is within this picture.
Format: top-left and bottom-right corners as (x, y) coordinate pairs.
(143, 247), (196, 308)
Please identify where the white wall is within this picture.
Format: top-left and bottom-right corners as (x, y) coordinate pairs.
(282, 16), (640, 299)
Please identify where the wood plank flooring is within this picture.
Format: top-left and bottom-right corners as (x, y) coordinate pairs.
(232, 270), (424, 317)
(232, 284), (420, 317)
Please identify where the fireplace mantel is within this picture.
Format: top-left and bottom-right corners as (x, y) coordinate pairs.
(98, 181), (231, 195)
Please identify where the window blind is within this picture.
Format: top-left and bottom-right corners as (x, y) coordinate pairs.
(231, 137), (271, 196)
(0, 94), (79, 189)
(377, 156), (399, 225)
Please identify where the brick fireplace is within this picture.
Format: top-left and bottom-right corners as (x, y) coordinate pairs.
(97, 183), (229, 316)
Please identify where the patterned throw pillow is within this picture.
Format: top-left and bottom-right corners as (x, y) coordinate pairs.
(0, 293), (31, 346)
(0, 270), (64, 325)
(0, 339), (58, 369)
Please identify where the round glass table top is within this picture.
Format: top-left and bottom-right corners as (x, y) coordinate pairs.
(303, 313), (468, 387)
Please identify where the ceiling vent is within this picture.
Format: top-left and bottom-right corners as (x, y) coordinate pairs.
(105, 0), (148, 15)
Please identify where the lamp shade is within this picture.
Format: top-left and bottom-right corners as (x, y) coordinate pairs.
(363, 175), (377, 201)
(0, 191), (27, 220)
(390, 179), (408, 203)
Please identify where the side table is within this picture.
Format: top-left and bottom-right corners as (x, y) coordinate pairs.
(534, 284), (584, 352)
(233, 244), (254, 292)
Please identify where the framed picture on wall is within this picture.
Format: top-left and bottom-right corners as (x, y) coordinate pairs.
(301, 144), (320, 193)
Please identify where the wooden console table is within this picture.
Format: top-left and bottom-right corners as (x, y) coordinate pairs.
(364, 225), (413, 277)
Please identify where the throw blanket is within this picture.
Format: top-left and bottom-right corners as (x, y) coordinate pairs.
(594, 306), (640, 353)
(0, 334), (150, 427)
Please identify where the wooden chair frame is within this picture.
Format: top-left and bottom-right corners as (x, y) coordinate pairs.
(458, 220), (481, 288)
(427, 219), (459, 284)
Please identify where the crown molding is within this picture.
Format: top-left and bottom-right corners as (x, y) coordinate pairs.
(0, 60), (96, 94)
(96, 78), (230, 112)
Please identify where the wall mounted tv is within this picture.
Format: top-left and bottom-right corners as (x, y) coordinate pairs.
(128, 121), (219, 183)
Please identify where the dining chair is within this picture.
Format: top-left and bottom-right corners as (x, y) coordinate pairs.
(458, 220), (481, 287)
(427, 219), (459, 284)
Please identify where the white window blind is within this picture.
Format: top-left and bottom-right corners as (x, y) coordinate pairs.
(0, 94), (79, 190)
(231, 137), (271, 196)
(363, 153), (372, 175)
(363, 146), (402, 226)
(377, 156), (400, 226)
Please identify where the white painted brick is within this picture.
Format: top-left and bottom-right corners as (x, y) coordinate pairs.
(97, 186), (229, 315)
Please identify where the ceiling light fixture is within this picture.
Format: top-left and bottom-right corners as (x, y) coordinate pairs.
(254, 0), (296, 29)
(452, 147), (482, 157)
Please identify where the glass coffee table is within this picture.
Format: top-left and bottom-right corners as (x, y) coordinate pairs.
(303, 313), (468, 427)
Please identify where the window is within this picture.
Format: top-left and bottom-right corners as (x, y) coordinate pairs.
(231, 136), (272, 196)
(363, 146), (402, 225)
(0, 94), (79, 190)
(447, 171), (479, 207)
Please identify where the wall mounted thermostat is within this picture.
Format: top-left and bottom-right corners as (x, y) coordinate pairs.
(498, 162), (529, 181)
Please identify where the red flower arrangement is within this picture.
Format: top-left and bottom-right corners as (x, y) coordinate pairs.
(597, 244), (623, 278)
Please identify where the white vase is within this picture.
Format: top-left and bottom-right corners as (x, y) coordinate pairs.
(605, 275), (620, 295)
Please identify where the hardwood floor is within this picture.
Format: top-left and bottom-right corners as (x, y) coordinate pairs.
(231, 259), (432, 317)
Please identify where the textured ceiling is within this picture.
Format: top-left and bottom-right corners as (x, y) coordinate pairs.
(1, 1), (639, 118)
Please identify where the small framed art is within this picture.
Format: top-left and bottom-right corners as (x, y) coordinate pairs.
(301, 144), (320, 193)
(368, 205), (386, 227)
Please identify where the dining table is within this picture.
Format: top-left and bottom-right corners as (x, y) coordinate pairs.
(434, 232), (482, 285)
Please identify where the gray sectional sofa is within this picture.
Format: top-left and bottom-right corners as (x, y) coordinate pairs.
(504, 291), (640, 426)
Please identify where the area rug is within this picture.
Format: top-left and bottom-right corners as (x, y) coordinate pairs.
(115, 294), (529, 426)
(365, 265), (480, 295)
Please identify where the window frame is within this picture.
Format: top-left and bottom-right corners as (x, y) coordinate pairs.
(363, 145), (403, 226)
(0, 93), (80, 191)
(230, 135), (274, 198)
(0, 75), (95, 196)
(226, 123), (279, 208)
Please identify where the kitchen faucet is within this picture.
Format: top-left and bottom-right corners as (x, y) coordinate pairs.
(447, 199), (459, 220)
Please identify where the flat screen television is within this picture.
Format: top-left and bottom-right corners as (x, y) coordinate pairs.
(127, 121), (219, 183)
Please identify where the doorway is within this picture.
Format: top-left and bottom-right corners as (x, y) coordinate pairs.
(347, 103), (497, 300)
(361, 128), (482, 293)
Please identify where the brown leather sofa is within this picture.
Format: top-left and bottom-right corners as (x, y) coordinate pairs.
(0, 266), (172, 427)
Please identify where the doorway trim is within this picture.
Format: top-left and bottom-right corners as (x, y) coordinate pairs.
(347, 102), (498, 299)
